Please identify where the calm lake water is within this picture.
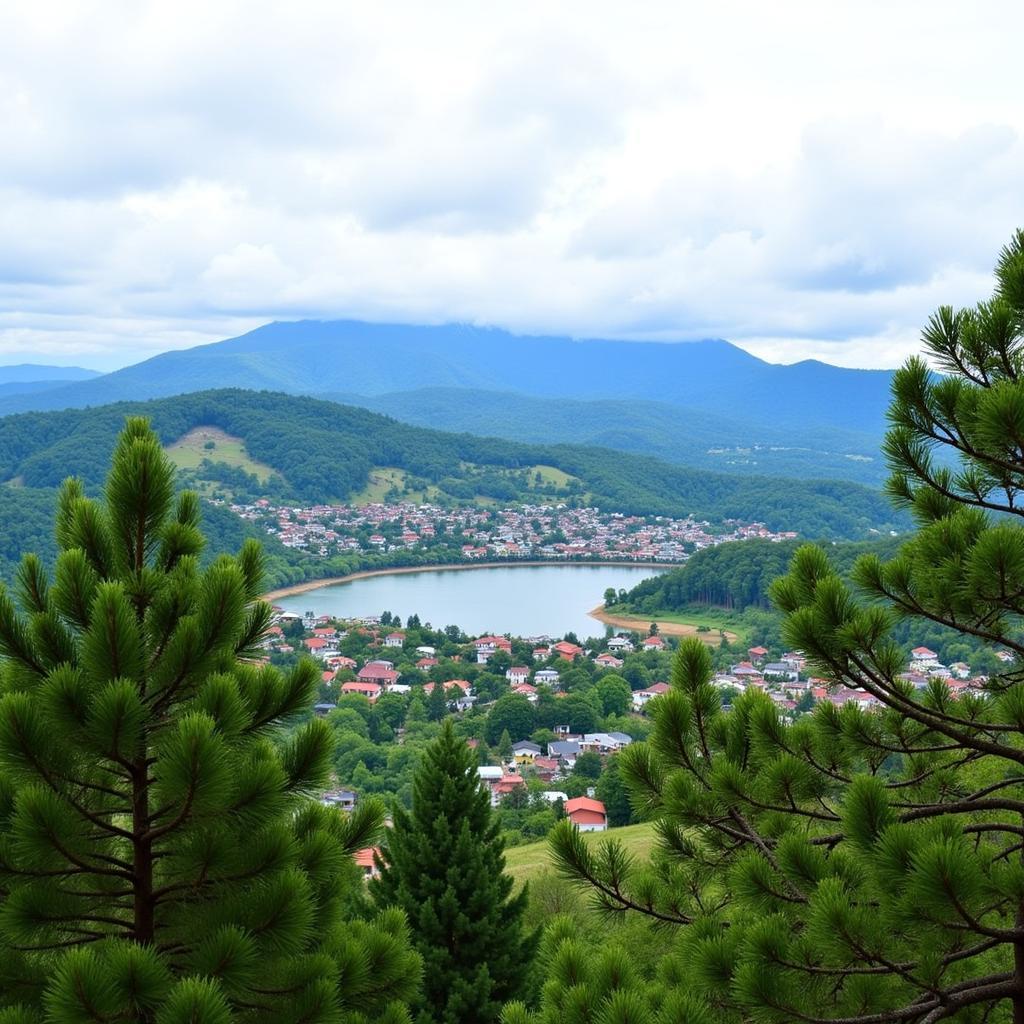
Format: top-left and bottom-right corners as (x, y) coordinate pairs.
(275, 564), (666, 639)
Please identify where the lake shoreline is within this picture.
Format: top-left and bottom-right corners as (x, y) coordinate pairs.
(263, 560), (675, 603)
(588, 605), (740, 644)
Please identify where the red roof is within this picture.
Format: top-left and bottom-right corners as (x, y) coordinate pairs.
(304, 637), (328, 649)
(748, 646), (768, 656)
(565, 796), (605, 815)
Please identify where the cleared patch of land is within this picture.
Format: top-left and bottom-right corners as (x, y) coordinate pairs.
(350, 467), (441, 506)
(165, 427), (275, 483)
(590, 606), (740, 645)
(505, 822), (655, 886)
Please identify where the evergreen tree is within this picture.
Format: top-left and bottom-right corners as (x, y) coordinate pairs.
(497, 728), (514, 762)
(544, 231), (1024, 1023)
(372, 720), (536, 1023)
(426, 681), (448, 722)
(0, 418), (420, 1023)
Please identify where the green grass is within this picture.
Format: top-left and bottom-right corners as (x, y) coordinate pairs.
(527, 463), (578, 489)
(165, 427), (275, 483)
(505, 822), (655, 886)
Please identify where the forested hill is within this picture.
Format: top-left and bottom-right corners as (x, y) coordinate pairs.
(0, 389), (904, 539)
(339, 387), (887, 486)
(623, 536), (904, 612)
(0, 319), (893, 438)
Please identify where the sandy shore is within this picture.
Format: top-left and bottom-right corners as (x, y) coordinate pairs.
(263, 560), (675, 603)
(588, 606), (739, 645)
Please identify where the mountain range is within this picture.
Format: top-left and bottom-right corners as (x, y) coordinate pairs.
(0, 318), (904, 493)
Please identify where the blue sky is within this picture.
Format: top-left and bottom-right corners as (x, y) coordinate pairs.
(1, 1), (1022, 371)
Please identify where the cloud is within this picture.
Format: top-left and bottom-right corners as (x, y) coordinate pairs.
(0, 0), (1022, 370)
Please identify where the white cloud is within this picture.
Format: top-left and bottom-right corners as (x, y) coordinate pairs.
(0, 0), (1022, 370)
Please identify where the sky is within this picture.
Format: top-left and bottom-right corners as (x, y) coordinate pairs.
(1, 1), (1023, 372)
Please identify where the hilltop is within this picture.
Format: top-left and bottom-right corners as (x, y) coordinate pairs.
(0, 388), (904, 539)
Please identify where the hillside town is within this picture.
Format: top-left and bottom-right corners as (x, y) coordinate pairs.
(270, 607), (998, 844)
(226, 497), (798, 563)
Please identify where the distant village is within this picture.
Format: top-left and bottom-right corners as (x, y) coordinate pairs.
(264, 605), (999, 854)
(227, 498), (798, 563)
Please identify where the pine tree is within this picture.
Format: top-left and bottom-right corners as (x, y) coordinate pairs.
(372, 719), (536, 1023)
(0, 418), (421, 1024)
(497, 728), (514, 762)
(546, 230), (1024, 1023)
(426, 680), (448, 722)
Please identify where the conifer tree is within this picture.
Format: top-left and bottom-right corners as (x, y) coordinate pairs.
(426, 680), (448, 722)
(0, 418), (421, 1024)
(545, 230), (1024, 1023)
(372, 719), (536, 1023)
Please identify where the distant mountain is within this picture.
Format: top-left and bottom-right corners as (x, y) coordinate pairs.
(0, 320), (894, 438)
(336, 387), (888, 487)
(0, 363), (99, 384)
(0, 388), (905, 539)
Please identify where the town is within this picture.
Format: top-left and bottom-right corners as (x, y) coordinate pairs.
(263, 606), (997, 854)
(226, 497), (799, 563)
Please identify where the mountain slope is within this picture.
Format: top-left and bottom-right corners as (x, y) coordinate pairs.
(337, 387), (888, 486)
(0, 320), (894, 437)
(0, 388), (904, 539)
(0, 364), (99, 383)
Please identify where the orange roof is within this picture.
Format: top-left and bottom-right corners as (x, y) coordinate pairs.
(355, 846), (382, 868)
(564, 796), (606, 816)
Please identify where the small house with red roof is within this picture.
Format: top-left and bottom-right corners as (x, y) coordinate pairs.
(384, 632), (405, 648)
(506, 666), (530, 685)
(341, 680), (382, 703)
(633, 681), (670, 710)
(642, 635), (666, 651)
(595, 653), (623, 669)
(552, 640), (584, 661)
(354, 847), (382, 880)
(565, 796), (607, 832)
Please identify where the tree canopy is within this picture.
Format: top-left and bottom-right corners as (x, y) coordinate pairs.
(542, 231), (1024, 1023)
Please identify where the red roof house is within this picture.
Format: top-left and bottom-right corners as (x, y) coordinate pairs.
(565, 796), (607, 832)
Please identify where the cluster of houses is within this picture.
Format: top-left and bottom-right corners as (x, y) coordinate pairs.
(702, 643), (995, 713)
(226, 495), (796, 563)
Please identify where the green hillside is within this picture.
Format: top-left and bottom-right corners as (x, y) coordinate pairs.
(505, 822), (656, 887)
(0, 389), (905, 538)
(340, 387), (888, 486)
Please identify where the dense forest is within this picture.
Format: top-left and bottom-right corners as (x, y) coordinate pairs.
(0, 388), (904, 538)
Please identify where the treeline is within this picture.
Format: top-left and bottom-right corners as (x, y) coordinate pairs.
(0, 388), (905, 538)
(624, 536), (901, 611)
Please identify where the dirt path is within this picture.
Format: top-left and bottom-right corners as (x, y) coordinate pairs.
(588, 606), (738, 645)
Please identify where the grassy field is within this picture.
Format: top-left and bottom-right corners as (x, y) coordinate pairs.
(165, 426), (275, 483)
(595, 605), (743, 645)
(505, 821), (655, 886)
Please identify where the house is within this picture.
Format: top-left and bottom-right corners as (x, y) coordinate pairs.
(493, 772), (526, 804)
(354, 846), (382, 880)
(415, 646), (436, 657)
(474, 635), (513, 663)
(642, 635), (666, 651)
(320, 789), (357, 811)
(506, 666), (530, 685)
(340, 680), (382, 702)
(552, 640), (584, 661)
(313, 702), (336, 717)
(512, 740), (542, 763)
(384, 632), (405, 648)
(513, 683), (539, 703)
(423, 679), (472, 696)
(477, 766), (524, 807)
(763, 662), (798, 682)
(416, 657), (439, 669)
(532, 756), (560, 781)
(580, 732), (633, 754)
(911, 646), (938, 662)
(748, 645), (769, 662)
(358, 662), (400, 687)
(327, 655), (357, 670)
(633, 681), (670, 710)
(595, 653), (623, 669)
(303, 637), (328, 654)
(535, 668), (560, 687)
(541, 790), (568, 803)
(532, 646), (551, 659)
(565, 796), (607, 832)
(606, 636), (634, 653)
(548, 740), (580, 768)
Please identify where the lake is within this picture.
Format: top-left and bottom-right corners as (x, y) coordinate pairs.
(274, 563), (667, 639)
